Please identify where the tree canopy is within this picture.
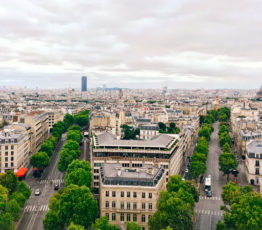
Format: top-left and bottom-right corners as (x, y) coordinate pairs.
(92, 216), (119, 230)
(30, 152), (50, 170)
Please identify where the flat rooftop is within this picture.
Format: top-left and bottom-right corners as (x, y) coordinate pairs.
(94, 132), (178, 148)
(100, 163), (165, 187)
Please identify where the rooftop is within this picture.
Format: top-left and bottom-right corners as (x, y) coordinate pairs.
(246, 140), (262, 158)
(100, 163), (165, 187)
(94, 132), (177, 148)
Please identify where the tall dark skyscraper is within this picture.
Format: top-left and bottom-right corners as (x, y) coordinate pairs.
(81, 76), (87, 92)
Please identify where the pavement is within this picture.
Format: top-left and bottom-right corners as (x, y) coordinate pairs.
(194, 122), (227, 230)
(17, 133), (67, 230)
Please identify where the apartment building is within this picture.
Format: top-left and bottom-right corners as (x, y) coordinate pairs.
(0, 129), (30, 173)
(100, 163), (166, 230)
(46, 111), (64, 133)
(245, 140), (262, 185)
(91, 132), (181, 192)
(22, 111), (49, 154)
(140, 125), (159, 140)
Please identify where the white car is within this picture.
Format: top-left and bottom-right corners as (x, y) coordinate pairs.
(35, 189), (41, 196)
(185, 168), (189, 173)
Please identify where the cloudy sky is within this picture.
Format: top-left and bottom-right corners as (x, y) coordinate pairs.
(0, 0), (262, 89)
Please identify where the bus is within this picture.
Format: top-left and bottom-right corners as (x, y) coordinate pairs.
(205, 175), (211, 192)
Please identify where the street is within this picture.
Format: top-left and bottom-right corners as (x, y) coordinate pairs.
(194, 122), (227, 230)
(17, 133), (67, 230)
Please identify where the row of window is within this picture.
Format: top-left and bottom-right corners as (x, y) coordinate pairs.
(5, 157), (14, 162)
(106, 191), (153, 199)
(105, 201), (153, 210)
(5, 151), (14, 156)
(105, 213), (151, 223)
(4, 146), (14, 150)
(4, 162), (14, 167)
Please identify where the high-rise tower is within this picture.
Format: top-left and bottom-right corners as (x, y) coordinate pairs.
(81, 76), (87, 92)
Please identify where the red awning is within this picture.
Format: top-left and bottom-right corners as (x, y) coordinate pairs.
(15, 168), (28, 177)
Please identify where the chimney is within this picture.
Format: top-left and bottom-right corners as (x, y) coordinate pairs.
(117, 168), (122, 177)
(147, 167), (153, 175)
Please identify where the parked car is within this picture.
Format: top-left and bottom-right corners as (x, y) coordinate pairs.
(206, 190), (212, 197)
(35, 189), (41, 196)
(200, 175), (205, 183)
(185, 168), (189, 173)
(54, 184), (59, 190)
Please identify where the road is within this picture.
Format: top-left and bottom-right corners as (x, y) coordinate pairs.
(17, 133), (67, 230)
(194, 122), (227, 230)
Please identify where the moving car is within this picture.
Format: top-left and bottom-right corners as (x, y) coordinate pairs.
(35, 189), (41, 196)
(206, 190), (212, 197)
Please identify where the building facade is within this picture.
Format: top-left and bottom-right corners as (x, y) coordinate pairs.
(0, 129), (30, 173)
(81, 76), (87, 92)
(99, 163), (166, 230)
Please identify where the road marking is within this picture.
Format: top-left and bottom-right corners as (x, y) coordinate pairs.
(194, 209), (224, 217)
(199, 196), (221, 201)
(39, 179), (65, 184)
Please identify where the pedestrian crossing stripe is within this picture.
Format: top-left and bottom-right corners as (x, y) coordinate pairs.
(199, 196), (221, 201)
(39, 179), (64, 184)
(194, 209), (224, 216)
(23, 205), (49, 212)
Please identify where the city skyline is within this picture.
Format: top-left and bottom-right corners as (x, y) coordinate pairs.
(0, 0), (262, 89)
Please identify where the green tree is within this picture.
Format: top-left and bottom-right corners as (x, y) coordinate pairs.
(149, 191), (193, 230)
(0, 212), (14, 230)
(43, 209), (63, 230)
(158, 122), (166, 132)
(64, 114), (75, 128)
(5, 199), (20, 221)
(0, 184), (8, 201)
(58, 149), (74, 172)
(40, 142), (54, 157)
(74, 115), (89, 127)
(195, 143), (208, 155)
(198, 127), (211, 141)
(17, 181), (31, 199)
(189, 161), (206, 180)
(30, 152), (50, 170)
(219, 132), (231, 147)
(126, 222), (141, 230)
(68, 223), (85, 230)
(67, 130), (82, 143)
(219, 125), (229, 136)
(0, 171), (18, 194)
(9, 192), (26, 208)
(219, 153), (237, 180)
(92, 216), (119, 230)
(59, 185), (97, 228)
(191, 153), (207, 163)
(66, 160), (92, 175)
(68, 125), (81, 131)
(222, 143), (232, 154)
(48, 191), (62, 210)
(221, 182), (241, 205)
(65, 168), (92, 188)
(64, 140), (80, 153)
(169, 122), (176, 130)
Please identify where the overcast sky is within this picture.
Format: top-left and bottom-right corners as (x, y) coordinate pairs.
(0, 0), (262, 89)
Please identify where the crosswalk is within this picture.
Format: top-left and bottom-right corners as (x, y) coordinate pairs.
(195, 209), (224, 216)
(23, 205), (49, 212)
(199, 196), (221, 201)
(39, 179), (64, 184)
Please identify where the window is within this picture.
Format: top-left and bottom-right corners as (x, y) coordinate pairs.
(149, 203), (152, 210)
(11, 151), (14, 155)
(121, 191), (124, 197)
(127, 214), (131, 222)
(133, 214), (137, 222)
(149, 193), (152, 199)
(105, 201), (109, 208)
(94, 169), (99, 173)
(255, 160), (260, 167)
(256, 168), (260, 175)
(106, 191), (109, 197)
(11, 145), (14, 150)
(133, 203), (137, 210)
(94, 176), (99, 180)
(5, 157), (8, 162)
(11, 163), (13, 167)
(142, 192), (145, 198)
(122, 163), (130, 167)
(120, 213), (124, 221)
(112, 201), (116, 208)
(5, 163), (8, 167)
(127, 192), (130, 198)
(133, 192), (137, 198)
(106, 213), (109, 219)
(94, 163), (102, 167)
(142, 203), (145, 210)
(112, 191), (116, 197)
(127, 202), (130, 210)
(112, 213), (116, 221)
(5, 146), (8, 150)
(5, 152), (8, 156)
(94, 182), (99, 186)
(121, 202), (124, 209)
(141, 215), (146, 222)
(10, 157), (14, 161)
